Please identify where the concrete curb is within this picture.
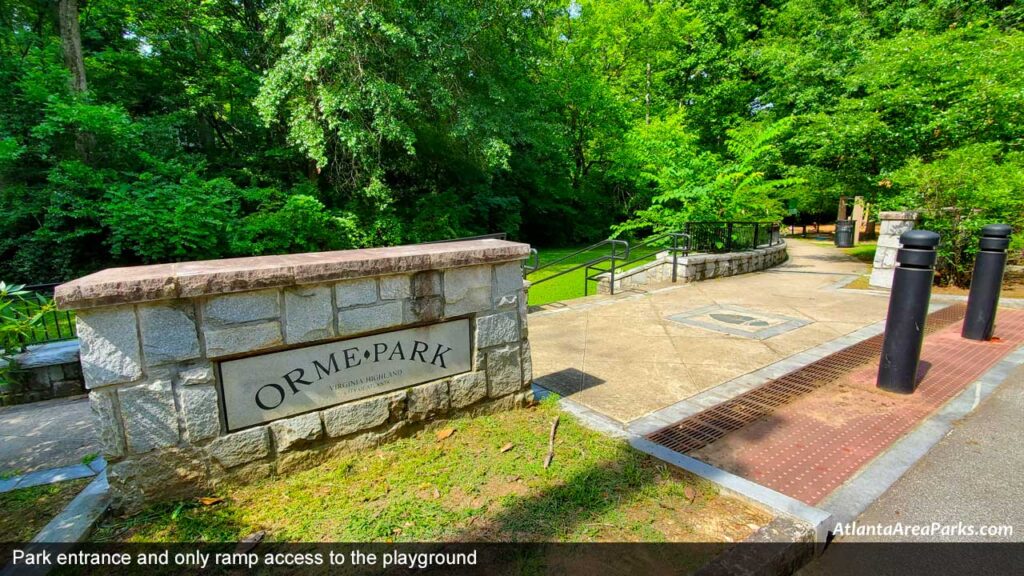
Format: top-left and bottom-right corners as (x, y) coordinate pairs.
(695, 516), (817, 576)
(529, 301), (959, 575)
(541, 389), (828, 576)
(628, 437), (835, 547)
(0, 471), (111, 576)
(31, 470), (111, 543)
(540, 312), (1024, 575)
(0, 457), (106, 494)
(539, 384), (835, 545)
(623, 316), (903, 437)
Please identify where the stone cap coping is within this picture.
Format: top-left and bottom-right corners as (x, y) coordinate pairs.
(878, 210), (919, 220)
(14, 340), (80, 369)
(55, 239), (530, 310)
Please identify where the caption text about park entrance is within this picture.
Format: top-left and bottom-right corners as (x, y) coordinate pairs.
(13, 548), (478, 570)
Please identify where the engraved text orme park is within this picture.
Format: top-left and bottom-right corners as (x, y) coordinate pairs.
(252, 339), (453, 411)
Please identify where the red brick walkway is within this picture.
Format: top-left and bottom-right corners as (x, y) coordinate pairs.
(690, 309), (1024, 505)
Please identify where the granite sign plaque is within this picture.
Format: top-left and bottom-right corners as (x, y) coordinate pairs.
(219, 319), (471, 430)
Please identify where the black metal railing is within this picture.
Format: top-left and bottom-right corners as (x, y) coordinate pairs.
(524, 221), (782, 301)
(585, 232), (691, 293)
(523, 239), (629, 291)
(683, 221), (781, 253)
(7, 283), (77, 346)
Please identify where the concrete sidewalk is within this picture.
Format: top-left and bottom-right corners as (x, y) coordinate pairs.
(0, 395), (98, 475)
(530, 238), (890, 423)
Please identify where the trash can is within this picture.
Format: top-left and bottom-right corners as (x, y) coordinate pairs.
(835, 220), (855, 248)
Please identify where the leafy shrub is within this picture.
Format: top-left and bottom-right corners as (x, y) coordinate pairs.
(103, 173), (242, 263)
(0, 282), (52, 384)
(613, 116), (796, 236)
(885, 144), (1024, 286)
(233, 193), (360, 255)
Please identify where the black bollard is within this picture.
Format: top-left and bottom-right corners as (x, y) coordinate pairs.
(962, 224), (1012, 341)
(877, 230), (940, 394)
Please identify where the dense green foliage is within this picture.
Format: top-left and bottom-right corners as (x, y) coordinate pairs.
(0, 282), (53, 384)
(1, 0), (1021, 286)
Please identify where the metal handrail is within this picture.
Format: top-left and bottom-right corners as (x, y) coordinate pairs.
(523, 222), (781, 297)
(579, 239), (631, 296)
(23, 283), (60, 295)
(523, 239), (629, 288)
(585, 233), (691, 293)
(613, 232), (691, 284)
(615, 232), (689, 267)
(681, 220), (777, 225)
(7, 283), (77, 345)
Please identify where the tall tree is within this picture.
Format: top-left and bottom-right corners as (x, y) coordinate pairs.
(57, 0), (86, 92)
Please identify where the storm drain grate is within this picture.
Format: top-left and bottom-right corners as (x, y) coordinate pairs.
(647, 303), (968, 454)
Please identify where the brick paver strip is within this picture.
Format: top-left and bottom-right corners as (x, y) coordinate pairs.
(689, 309), (1024, 505)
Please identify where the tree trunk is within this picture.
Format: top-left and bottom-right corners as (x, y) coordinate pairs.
(645, 61), (651, 125)
(58, 0), (87, 93)
(57, 0), (94, 159)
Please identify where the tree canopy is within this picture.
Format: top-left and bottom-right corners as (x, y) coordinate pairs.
(1, 0), (1021, 286)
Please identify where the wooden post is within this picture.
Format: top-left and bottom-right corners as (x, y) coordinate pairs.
(837, 196), (848, 222)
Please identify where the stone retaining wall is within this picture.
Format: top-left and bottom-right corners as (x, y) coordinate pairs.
(0, 340), (85, 405)
(55, 240), (533, 511)
(597, 242), (788, 294)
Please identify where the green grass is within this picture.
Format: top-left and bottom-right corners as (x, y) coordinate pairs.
(841, 242), (878, 265)
(92, 398), (767, 545)
(526, 246), (658, 307)
(806, 240), (879, 291)
(0, 478), (89, 541)
(809, 239), (878, 265)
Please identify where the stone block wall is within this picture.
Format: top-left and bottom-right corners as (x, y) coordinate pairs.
(597, 243), (788, 294)
(0, 340), (85, 405)
(56, 241), (532, 511)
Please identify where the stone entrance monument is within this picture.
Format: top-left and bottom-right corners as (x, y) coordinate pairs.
(869, 211), (919, 288)
(55, 239), (533, 510)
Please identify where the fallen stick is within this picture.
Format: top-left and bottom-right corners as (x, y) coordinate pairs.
(544, 416), (560, 469)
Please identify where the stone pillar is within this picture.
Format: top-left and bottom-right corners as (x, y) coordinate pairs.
(851, 196), (865, 245)
(869, 211), (919, 288)
(55, 240), (533, 511)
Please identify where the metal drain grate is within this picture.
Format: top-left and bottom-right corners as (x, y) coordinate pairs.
(647, 303), (968, 454)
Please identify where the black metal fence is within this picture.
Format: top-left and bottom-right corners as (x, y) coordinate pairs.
(683, 221), (782, 253)
(7, 283), (77, 346)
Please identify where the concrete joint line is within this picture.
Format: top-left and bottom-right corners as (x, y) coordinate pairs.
(531, 291), (990, 553)
(625, 318), (891, 433)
